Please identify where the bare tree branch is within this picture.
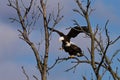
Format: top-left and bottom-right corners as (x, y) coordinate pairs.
(75, 0), (86, 15)
(23, 0), (34, 19)
(8, 0), (17, 10)
(110, 36), (120, 45)
(21, 66), (30, 80)
(48, 57), (80, 71)
(110, 49), (120, 62)
(49, 3), (63, 36)
(65, 63), (79, 73)
(8, 0), (44, 76)
(33, 75), (39, 80)
(73, 8), (84, 16)
(96, 20), (109, 77)
(9, 17), (20, 23)
(82, 75), (87, 80)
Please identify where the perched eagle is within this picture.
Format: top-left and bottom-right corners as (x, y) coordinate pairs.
(62, 41), (83, 57)
(48, 26), (89, 57)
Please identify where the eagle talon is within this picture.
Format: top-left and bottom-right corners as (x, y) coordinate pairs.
(69, 55), (75, 58)
(77, 53), (84, 57)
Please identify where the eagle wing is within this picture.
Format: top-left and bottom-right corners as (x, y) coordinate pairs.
(67, 26), (89, 39)
(71, 44), (82, 52)
(70, 44), (83, 56)
(48, 27), (65, 36)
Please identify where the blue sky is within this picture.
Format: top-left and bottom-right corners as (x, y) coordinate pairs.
(0, 0), (120, 80)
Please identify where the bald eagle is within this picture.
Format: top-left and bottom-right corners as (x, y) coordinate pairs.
(48, 26), (89, 57)
(62, 41), (83, 57)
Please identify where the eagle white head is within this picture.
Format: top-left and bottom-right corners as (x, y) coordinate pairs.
(59, 36), (64, 42)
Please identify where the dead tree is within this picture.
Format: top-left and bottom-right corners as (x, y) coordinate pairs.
(73, 0), (120, 79)
(50, 0), (120, 80)
(8, 0), (120, 80)
(8, 0), (63, 80)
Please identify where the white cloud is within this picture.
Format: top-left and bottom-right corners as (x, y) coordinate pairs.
(0, 61), (24, 80)
(0, 23), (18, 58)
(0, 23), (35, 62)
(0, 23), (18, 45)
(0, 60), (40, 80)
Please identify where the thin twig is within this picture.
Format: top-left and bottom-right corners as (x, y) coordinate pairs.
(21, 66), (29, 80)
(110, 36), (120, 45)
(96, 20), (109, 76)
(33, 75), (39, 80)
(48, 57), (80, 71)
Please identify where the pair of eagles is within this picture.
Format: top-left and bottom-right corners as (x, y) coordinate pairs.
(48, 26), (89, 58)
